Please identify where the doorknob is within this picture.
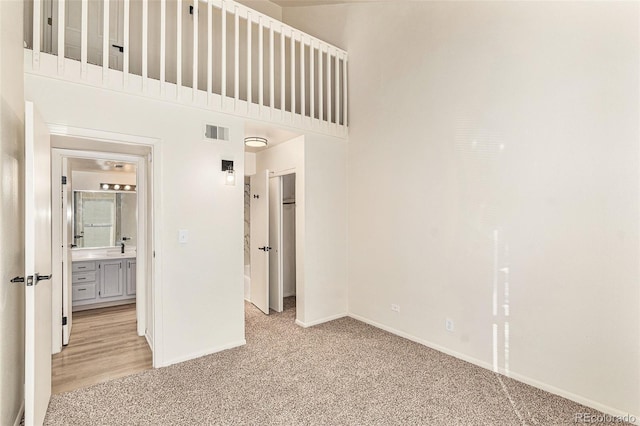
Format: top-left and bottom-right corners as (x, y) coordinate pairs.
(258, 246), (272, 252)
(10, 276), (34, 286)
(34, 273), (52, 285)
(112, 44), (124, 53)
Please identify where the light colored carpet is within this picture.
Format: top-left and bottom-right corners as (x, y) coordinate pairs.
(44, 298), (624, 425)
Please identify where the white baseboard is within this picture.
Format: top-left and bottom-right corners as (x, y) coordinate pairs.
(348, 313), (640, 426)
(295, 312), (347, 328)
(13, 400), (24, 426)
(159, 339), (246, 368)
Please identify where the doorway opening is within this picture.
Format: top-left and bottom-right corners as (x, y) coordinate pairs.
(247, 169), (299, 318)
(50, 142), (153, 393)
(269, 173), (296, 312)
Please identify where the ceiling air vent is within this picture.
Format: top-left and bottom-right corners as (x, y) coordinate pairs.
(204, 124), (230, 141)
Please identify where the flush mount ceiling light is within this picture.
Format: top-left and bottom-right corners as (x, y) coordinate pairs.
(244, 137), (268, 148)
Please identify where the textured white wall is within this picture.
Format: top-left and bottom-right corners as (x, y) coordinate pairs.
(25, 74), (246, 367)
(72, 170), (136, 191)
(285, 1), (640, 419)
(0, 1), (25, 424)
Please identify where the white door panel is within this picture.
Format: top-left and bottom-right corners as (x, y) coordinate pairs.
(250, 170), (270, 315)
(63, 0), (124, 70)
(62, 157), (73, 345)
(269, 177), (282, 312)
(24, 101), (52, 426)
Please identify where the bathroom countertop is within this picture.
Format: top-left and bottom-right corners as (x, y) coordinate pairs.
(72, 249), (137, 262)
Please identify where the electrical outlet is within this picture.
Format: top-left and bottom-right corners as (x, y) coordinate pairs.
(391, 304), (400, 312)
(445, 318), (454, 332)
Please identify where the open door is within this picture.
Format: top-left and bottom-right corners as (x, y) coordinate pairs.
(24, 101), (52, 426)
(62, 158), (73, 345)
(250, 170), (270, 315)
(269, 176), (283, 313)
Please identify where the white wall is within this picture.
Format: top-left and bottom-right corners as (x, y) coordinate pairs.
(0, 1), (25, 424)
(303, 133), (348, 324)
(285, 1), (640, 419)
(25, 74), (246, 367)
(72, 170), (136, 191)
(256, 133), (347, 325)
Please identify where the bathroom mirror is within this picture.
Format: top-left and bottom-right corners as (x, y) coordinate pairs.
(73, 191), (137, 249)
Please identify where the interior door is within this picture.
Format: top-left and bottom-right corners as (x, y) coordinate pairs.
(63, 0), (124, 69)
(62, 157), (73, 345)
(24, 101), (52, 426)
(268, 176), (283, 313)
(250, 170), (270, 315)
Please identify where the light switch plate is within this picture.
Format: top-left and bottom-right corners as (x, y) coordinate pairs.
(179, 229), (188, 243)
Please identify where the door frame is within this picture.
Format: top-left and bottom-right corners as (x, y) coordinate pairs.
(267, 168), (299, 319)
(48, 124), (164, 367)
(51, 148), (147, 351)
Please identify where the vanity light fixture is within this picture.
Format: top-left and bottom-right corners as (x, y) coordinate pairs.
(222, 160), (236, 186)
(99, 183), (137, 191)
(244, 137), (268, 148)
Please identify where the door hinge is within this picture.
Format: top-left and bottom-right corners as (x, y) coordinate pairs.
(47, 17), (52, 25)
(153, 251), (155, 258)
(253, 194), (260, 199)
(62, 316), (67, 326)
(61, 176), (67, 185)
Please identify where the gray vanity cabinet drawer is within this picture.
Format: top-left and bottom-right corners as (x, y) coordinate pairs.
(72, 283), (97, 301)
(72, 271), (96, 284)
(73, 261), (96, 272)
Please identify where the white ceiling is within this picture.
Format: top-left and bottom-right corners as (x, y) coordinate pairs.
(271, 0), (377, 6)
(244, 122), (301, 153)
(68, 157), (137, 174)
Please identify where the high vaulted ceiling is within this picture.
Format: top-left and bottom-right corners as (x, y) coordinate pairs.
(271, 0), (378, 7)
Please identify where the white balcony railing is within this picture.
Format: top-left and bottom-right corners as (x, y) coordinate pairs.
(24, 0), (348, 136)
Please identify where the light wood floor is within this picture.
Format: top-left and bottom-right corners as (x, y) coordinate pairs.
(52, 303), (152, 394)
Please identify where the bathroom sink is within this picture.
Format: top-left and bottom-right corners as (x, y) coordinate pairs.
(107, 252), (136, 257)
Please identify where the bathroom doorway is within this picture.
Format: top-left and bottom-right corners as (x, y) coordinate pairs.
(52, 149), (148, 345)
(50, 141), (154, 392)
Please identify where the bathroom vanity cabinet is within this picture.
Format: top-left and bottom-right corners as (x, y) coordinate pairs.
(72, 258), (136, 310)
